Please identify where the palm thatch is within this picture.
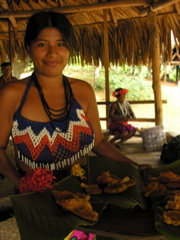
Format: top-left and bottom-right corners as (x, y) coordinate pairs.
(0, 0), (180, 66)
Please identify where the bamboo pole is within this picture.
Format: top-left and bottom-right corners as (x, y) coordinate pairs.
(103, 9), (110, 129)
(8, 21), (12, 63)
(147, 11), (163, 125)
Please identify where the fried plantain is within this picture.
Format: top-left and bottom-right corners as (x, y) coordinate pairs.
(165, 192), (180, 210)
(80, 182), (102, 195)
(52, 190), (98, 221)
(143, 181), (167, 197)
(163, 210), (180, 226)
(155, 171), (180, 183)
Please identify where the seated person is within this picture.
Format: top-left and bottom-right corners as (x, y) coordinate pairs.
(0, 62), (18, 88)
(108, 88), (136, 148)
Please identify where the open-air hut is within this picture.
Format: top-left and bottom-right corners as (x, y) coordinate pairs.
(0, 0), (180, 127)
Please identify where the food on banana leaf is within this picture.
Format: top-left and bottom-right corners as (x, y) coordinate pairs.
(166, 182), (180, 189)
(52, 190), (98, 221)
(104, 178), (136, 194)
(163, 210), (180, 226)
(143, 182), (167, 197)
(165, 192), (180, 211)
(81, 171), (136, 195)
(143, 171), (180, 197)
(71, 163), (86, 180)
(80, 182), (102, 195)
(96, 171), (122, 186)
(151, 171), (180, 184)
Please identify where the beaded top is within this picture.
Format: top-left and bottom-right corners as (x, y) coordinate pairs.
(11, 76), (94, 170)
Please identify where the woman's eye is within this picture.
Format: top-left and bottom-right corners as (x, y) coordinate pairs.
(38, 43), (46, 47)
(58, 42), (66, 47)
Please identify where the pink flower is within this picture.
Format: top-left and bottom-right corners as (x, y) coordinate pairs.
(19, 168), (56, 193)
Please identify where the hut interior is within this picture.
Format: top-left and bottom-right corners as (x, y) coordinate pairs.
(0, 0), (179, 65)
(0, 0), (180, 126)
(0, 2), (180, 239)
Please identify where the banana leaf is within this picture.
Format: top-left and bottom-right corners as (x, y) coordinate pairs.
(10, 175), (106, 240)
(142, 160), (180, 184)
(87, 156), (148, 210)
(155, 206), (180, 240)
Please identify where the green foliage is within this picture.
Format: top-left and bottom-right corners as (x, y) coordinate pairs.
(62, 63), (153, 100)
(94, 65), (154, 100)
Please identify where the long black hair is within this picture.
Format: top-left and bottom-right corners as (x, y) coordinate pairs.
(24, 11), (75, 53)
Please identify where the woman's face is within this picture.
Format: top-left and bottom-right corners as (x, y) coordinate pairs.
(27, 27), (70, 78)
(117, 95), (125, 103)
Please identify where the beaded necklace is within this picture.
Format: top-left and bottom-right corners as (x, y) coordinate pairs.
(117, 101), (127, 117)
(32, 72), (73, 132)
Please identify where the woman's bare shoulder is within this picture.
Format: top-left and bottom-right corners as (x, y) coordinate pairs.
(0, 77), (29, 101)
(110, 101), (118, 107)
(68, 77), (94, 93)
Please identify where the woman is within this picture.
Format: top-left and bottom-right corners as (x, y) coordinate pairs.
(109, 88), (136, 148)
(0, 12), (150, 191)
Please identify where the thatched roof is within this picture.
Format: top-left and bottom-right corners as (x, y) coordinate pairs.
(0, 0), (180, 66)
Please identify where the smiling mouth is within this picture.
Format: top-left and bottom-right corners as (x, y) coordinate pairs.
(46, 62), (59, 66)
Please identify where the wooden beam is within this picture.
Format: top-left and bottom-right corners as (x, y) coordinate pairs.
(110, 8), (118, 27)
(0, 0), (18, 39)
(9, 16), (18, 40)
(0, 10), (177, 29)
(97, 100), (167, 105)
(147, 11), (163, 126)
(99, 117), (156, 122)
(140, 0), (180, 16)
(8, 21), (12, 63)
(175, 2), (180, 15)
(0, 0), (150, 18)
(0, 0), (8, 10)
(103, 9), (110, 129)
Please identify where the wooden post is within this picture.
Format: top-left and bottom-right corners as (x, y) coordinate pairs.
(8, 21), (12, 63)
(103, 9), (110, 129)
(147, 11), (163, 126)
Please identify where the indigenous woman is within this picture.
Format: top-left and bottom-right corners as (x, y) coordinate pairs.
(108, 88), (136, 148)
(0, 12), (150, 191)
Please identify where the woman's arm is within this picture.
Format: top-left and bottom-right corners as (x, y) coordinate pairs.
(0, 84), (22, 188)
(129, 106), (136, 118)
(126, 102), (136, 119)
(0, 148), (21, 188)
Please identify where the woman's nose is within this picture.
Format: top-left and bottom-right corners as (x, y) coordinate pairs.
(47, 45), (58, 55)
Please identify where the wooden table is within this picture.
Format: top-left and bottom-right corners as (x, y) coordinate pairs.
(77, 206), (168, 240)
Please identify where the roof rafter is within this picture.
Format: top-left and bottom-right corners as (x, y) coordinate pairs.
(140, 0), (180, 16)
(175, 2), (180, 14)
(0, 0), (150, 18)
(0, 0), (18, 39)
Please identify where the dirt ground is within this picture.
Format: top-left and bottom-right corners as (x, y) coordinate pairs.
(97, 81), (180, 134)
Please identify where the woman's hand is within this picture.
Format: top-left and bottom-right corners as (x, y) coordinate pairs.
(122, 116), (129, 121)
(137, 164), (152, 170)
